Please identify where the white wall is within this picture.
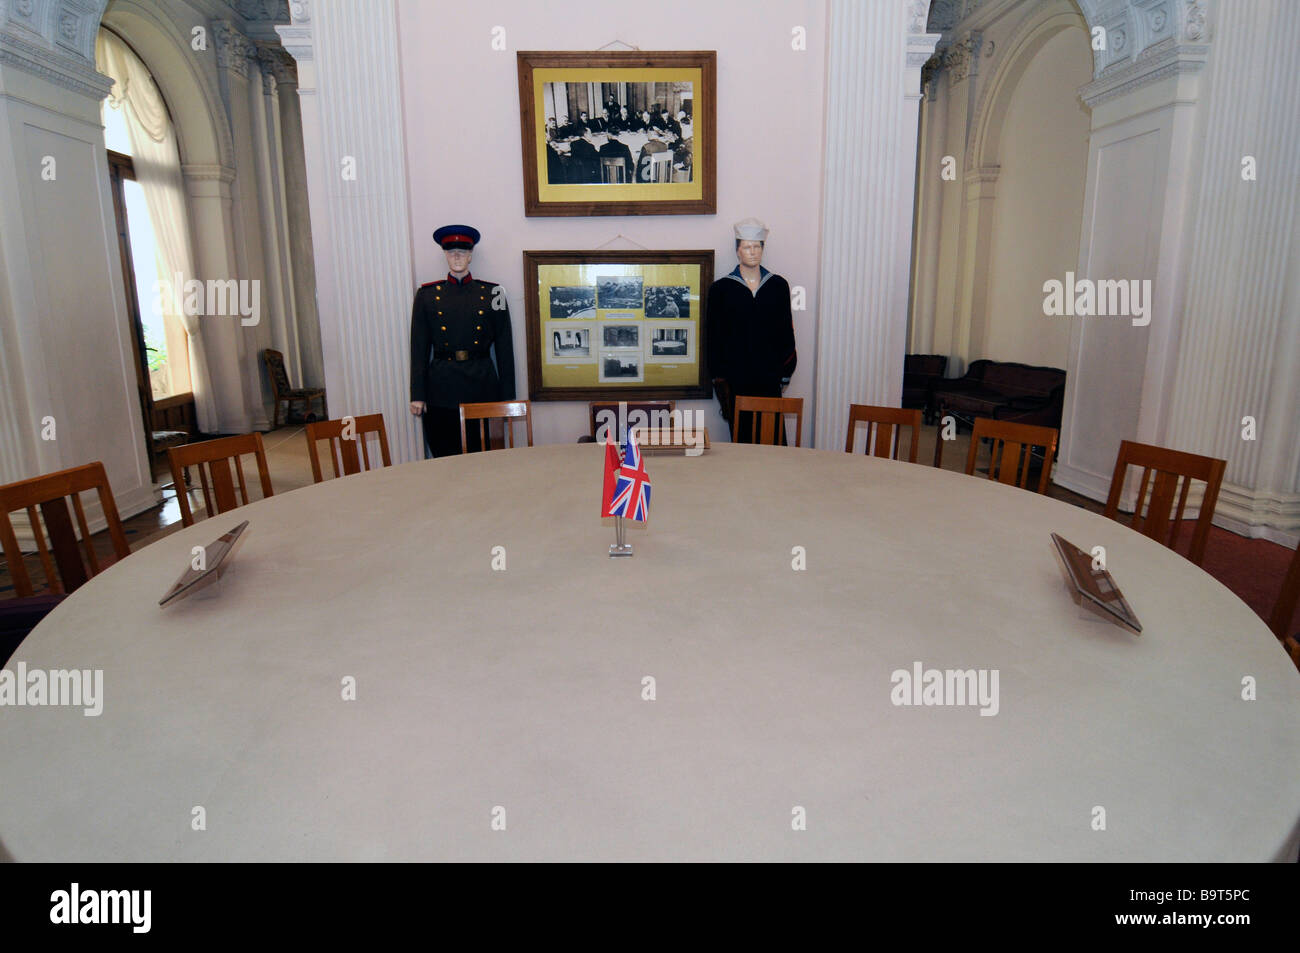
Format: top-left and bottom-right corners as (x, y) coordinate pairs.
(395, 0), (827, 446)
(982, 27), (1089, 368)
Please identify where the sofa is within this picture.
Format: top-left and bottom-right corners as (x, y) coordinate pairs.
(901, 354), (948, 422)
(930, 359), (1066, 430)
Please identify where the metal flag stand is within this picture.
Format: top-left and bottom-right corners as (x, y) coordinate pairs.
(609, 515), (633, 557)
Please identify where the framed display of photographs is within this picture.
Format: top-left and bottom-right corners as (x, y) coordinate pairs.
(524, 249), (714, 400)
(517, 50), (717, 216)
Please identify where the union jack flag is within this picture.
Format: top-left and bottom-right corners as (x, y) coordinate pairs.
(605, 433), (651, 522)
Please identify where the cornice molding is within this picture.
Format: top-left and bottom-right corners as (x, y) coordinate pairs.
(927, 0), (1213, 82)
(0, 26), (112, 99)
(1080, 35), (1210, 106)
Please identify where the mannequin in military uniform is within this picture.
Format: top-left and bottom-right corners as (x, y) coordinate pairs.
(409, 225), (516, 456)
(706, 218), (797, 443)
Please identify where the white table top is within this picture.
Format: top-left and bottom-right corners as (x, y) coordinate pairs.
(2, 443), (1298, 861)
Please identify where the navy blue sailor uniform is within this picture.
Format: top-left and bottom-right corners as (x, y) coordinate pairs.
(410, 271), (515, 457)
(706, 264), (797, 443)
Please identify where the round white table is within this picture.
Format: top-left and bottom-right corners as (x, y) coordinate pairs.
(2, 443), (1298, 861)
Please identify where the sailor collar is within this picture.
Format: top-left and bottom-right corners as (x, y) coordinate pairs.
(725, 264), (773, 293)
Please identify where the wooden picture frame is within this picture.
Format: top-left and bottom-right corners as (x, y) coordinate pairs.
(517, 50), (717, 217)
(524, 249), (714, 400)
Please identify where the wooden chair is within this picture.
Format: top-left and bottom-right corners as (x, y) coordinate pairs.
(263, 348), (327, 428)
(305, 414), (392, 483)
(845, 405), (922, 462)
(600, 157), (626, 184)
(586, 400), (676, 443)
(0, 462), (131, 597)
(965, 418), (1059, 494)
(460, 400), (533, 453)
(1267, 544), (1300, 641)
(1103, 440), (1226, 566)
(167, 433), (273, 527)
(732, 396), (803, 448)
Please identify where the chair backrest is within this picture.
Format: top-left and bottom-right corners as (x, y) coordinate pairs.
(262, 349), (291, 400)
(305, 413), (392, 483)
(600, 157), (626, 183)
(1267, 543), (1299, 640)
(167, 433), (274, 527)
(966, 418), (1059, 494)
(0, 462), (131, 597)
(732, 396), (803, 448)
(460, 400), (533, 453)
(1103, 439), (1226, 566)
(845, 405), (922, 462)
(650, 151), (673, 182)
(589, 401), (676, 443)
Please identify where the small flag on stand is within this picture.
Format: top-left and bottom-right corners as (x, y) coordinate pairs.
(601, 433), (651, 555)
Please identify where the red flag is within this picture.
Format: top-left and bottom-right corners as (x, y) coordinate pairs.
(600, 437), (621, 517)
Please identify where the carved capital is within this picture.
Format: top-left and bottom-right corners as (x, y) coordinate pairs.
(944, 31), (983, 86)
(213, 20), (256, 78)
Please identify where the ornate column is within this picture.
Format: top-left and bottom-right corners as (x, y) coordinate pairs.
(213, 19), (272, 432)
(267, 47), (325, 391)
(252, 45), (298, 387)
(907, 67), (947, 356)
(814, 0), (940, 448)
(277, 0), (419, 461)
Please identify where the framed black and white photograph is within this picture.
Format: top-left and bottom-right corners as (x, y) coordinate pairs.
(645, 285), (691, 318)
(544, 321), (595, 364)
(548, 285), (596, 319)
(601, 323), (640, 349)
(523, 249), (713, 401)
(599, 351), (643, 383)
(597, 276), (643, 311)
(649, 324), (692, 363)
(518, 51), (717, 216)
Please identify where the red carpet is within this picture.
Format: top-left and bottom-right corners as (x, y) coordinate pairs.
(1175, 522), (1298, 640)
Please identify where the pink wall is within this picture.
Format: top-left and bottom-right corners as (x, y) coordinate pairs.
(395, 0), (828, 444)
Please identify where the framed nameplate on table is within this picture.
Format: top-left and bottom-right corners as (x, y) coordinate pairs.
(1051, 532), (1142, 633)
(517, 50), (717, 217)
(524, 249), (713, 401)
(159, 521), (249, 607)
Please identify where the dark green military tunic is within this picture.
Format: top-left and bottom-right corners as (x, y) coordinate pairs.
(410, 273), (515, 456)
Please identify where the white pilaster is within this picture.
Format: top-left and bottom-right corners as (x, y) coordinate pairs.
(1163, 0), (1300, 541)
(1054, 34), (1213, 504)
(815, 0), (939, 448)
(277, 0), (418, 461)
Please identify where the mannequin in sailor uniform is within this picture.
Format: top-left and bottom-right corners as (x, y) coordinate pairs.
(410, 225), (516, 457)
(705, 218), (797, 443)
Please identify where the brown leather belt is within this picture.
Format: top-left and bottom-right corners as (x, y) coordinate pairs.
(434, 349), (488, 362)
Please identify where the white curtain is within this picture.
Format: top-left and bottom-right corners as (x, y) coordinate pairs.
(97, 29), (218, 433)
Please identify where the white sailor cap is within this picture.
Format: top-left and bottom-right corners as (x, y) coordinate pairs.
(733, 217), (769, 242)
